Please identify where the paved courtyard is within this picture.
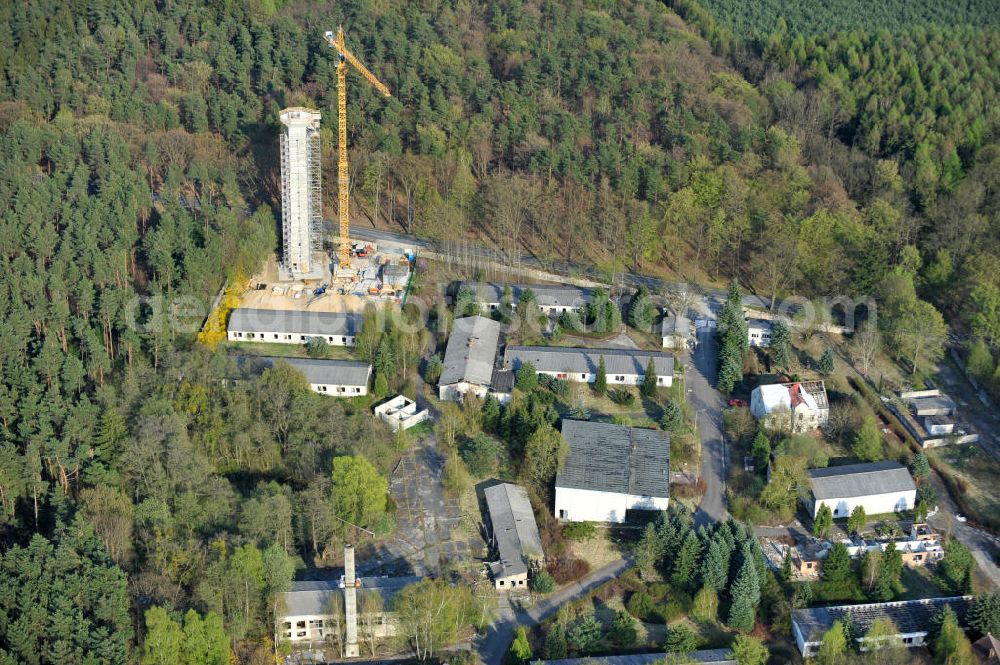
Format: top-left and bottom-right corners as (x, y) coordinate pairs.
(360, 437), (485, 577)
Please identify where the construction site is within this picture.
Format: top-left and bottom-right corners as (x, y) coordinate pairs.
(234, 28), (414, 317)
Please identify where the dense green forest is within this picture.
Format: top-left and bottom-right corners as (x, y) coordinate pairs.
(2, 0), (1000, 660)
(691, 0), (1000, 36)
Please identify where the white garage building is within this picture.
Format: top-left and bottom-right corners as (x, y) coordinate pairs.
(805, 461), (917, 519)
(503, 346), (673, 388)
(554, 420), (670, 523)
(227, 308), (362, 347)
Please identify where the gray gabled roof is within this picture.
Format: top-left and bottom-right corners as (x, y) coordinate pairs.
(532, 649), (736, 665)
(809, 461), (915, 501)
(439, 316), (501, 387)
(460, 282), (593, 309)
(484, 483), (543, 579)
(228, 308), (361, 336)
(505, 346), (674, 378)
(792, 596), (972, 645)
(556, 420), (669, 498)
(243, 357), (371, 387)
(662, 314), (691, 337)
(280, 575), (422, 617)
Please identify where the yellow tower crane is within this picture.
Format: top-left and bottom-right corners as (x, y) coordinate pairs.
(324, 27), (391, 274)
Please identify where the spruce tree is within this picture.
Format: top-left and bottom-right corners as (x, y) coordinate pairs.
(635, 522), (663, 580)
(847, 505), (867, 536)
(594, 356), (607, 395)
(701, 538), (731, 592)
(770, 320), (792, 369)
(750, 430), (771, 472)
(671, 529), (702, 591)
(814, 503), (833, 538)
(641, 357), (658, 397)
(911, 452), (931, 481)
(727, 555), (760, 632)
(543, 624), (567, 659)
(818, 347), (835, 375)
(967, 592), (1000, 638)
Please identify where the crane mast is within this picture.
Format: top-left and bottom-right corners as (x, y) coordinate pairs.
(324, 28), (391, 275)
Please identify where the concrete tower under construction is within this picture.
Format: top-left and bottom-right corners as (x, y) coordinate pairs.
(279, 108), (324, 280)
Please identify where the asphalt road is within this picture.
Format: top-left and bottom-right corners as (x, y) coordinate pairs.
(474, 557), (633, 664)
(688, 326), (729, 526)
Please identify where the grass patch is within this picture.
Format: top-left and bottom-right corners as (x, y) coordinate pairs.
(927, 444), (1000, 531)
(222, 340), (358, 360)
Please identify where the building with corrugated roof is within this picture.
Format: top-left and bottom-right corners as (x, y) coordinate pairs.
(804, 461), (916, 519)
(438, 316), (502, 402)
(276, 546), (421, 648)
(227, 308), (362, 346)
(554, 420), (669, 523)
(483, 483), (543, 590)
(459, 281), (593, 314)
(792, 596), (972, 657)
(531, 649), (736, 665)
(239, 356), (371, 396)
(504, 346), (673, 389)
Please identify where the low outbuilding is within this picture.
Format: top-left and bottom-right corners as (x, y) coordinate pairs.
(805, 461), (916, 519)
(483, 483), (543, 590)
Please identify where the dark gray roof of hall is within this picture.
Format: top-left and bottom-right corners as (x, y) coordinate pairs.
(228, 308), (361, 336)
(504, 346), (674, 377)
(556, 420), (669, 498)
(808, 461), (915, 500)
(240, 356), (371, 386)
(792, 596), (973, 644)
(460, 281), (593, 308)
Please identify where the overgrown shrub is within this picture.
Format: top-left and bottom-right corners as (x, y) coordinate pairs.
(626, 590), (658, 621)
(608, 389), (635, 406)
(563, 521), (597, 541)
(532, 570), (555, 593)
(549, 557), (590, 584)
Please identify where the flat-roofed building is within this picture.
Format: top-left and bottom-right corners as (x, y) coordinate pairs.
(555, 420), (669, 523)
(438, 316), (502, 402)
(805, 461), (916, 519)
(792, 596), (972, 657)
(504, 346), (673, 388)
(483, 483), (543, 590)
(227, 308), (362, 346)
(373, 395), (429, 431)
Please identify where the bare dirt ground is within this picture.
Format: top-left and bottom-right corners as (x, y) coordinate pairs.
(239, 253), (396, 313)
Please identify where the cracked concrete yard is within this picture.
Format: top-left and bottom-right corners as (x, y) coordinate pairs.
(360, 436), (485, 577)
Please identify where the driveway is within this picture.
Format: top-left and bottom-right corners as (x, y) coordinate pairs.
(687, 325), (729, 526)
(475, 557), (634, 664)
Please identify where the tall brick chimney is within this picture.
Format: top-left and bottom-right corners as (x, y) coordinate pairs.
(344, 544), (359, 657)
